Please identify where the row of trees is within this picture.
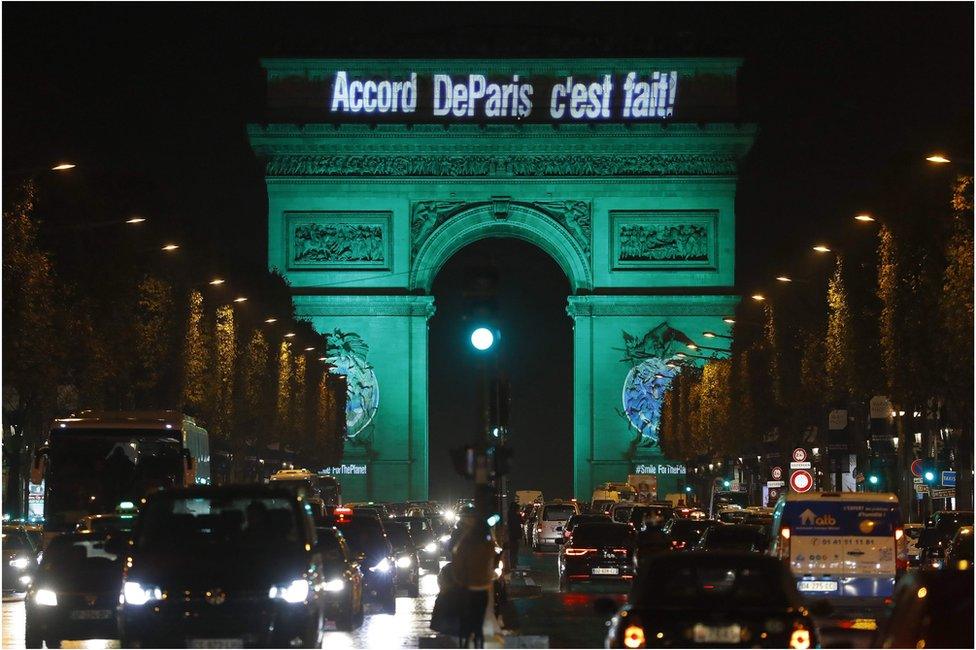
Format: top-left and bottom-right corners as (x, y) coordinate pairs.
(660, 172), (973, 507)
(3, 179), (346, 507)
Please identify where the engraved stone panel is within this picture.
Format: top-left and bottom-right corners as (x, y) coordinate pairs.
(610, 211), (718, 270)
(287, 212), (391, 270)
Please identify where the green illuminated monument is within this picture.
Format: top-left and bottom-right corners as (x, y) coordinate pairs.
(249, 59), (755, 501)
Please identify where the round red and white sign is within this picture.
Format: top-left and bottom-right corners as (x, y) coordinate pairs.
(910, 459), (923, 478)
(768, 488), (780, 503)
(790, 469), (813, 493)
(792, 448), (808, 463)
(771, 466), (783, 480)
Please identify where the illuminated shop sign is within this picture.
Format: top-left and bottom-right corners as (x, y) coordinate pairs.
(328, 70), (678, 121)
(321, 464), (368, 475)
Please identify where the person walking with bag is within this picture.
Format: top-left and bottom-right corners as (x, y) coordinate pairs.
(451, 519), (496, 648)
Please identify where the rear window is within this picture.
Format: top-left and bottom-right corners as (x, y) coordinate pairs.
(543, 505), (575, 521)
(667, 520), (713, 542)
(386, 524), (412, 548)
(634, 558), (790, 609)
(42, 536), (121, 573)
(572, 524), (635, 547)
(704, 525), (766, 550)
(1, 531), (33, 552)
(611, 506), (634, 523)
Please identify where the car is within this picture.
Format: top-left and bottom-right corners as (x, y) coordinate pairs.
(561, 513), (611, 541)
(393, 515), (440, 570)
(591, 499), (615, 515)
(716, 505), (748, 524)
(329, 514), (397, 614)
(609, 501), (637, 524)
(903, 523), (924, 566)
(3, 526), (39, 598)
(626, 504), (674, 531)
(314, 527), (364, 631)
(945, 525), (973, 570)
(75, 512), (137, 535)
(118, 484), (329, 648)
(25, 532), (126, 648)
(919, 510), (974, 569)
(558, 521), (636, 591)
(694, 523), (768, 552)
(532, 501), (579, 550)
(872, 568), (973, 649)
(663, 517), (717, 551)
(385, 521), (420, 596)
(599, 552), (823, 648)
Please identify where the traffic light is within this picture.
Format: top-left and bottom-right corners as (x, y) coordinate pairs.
(684, 486), (693, 494)
(922, 459), (939, 486)
(723, 479), (731, 489)
(868, 473), (880, 487)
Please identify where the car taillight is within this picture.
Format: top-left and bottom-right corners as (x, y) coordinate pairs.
(671, 540), (686, 549)
(779, 526), (791, 560)
(564, 529), (572, 538)
(623, 624), (646, 649)
(564, 548), (595, 556)
(789, 627), (811, 649)
(613, 548), (629, 556)
(537, 526), (543, 533)
(894, 528), (904, 541)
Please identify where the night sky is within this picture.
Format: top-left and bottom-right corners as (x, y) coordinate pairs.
(4, 3), (972, 499)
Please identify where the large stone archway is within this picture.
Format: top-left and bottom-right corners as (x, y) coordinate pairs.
(250, 58), (755, 501)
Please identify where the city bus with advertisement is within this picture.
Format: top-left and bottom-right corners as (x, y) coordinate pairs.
(769, 491), (904, 633)
(29, 411), (210, 535)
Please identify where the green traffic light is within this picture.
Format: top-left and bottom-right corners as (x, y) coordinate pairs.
(685, 486), (692, 493)
(723, 480), (731, 488)
(924, 471), (936, 482)
(868, 475), (879, 485)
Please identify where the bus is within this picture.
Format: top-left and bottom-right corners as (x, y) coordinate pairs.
(30, 411), (210, 534)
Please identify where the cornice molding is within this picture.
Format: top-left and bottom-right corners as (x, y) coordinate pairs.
(566, 294), (740, 317)
(294, 294), (436, 318)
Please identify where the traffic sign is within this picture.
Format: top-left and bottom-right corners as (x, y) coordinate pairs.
(931, 487), (955, 499)
(771, 466), (783, 480)
(792, 448), (808, 463)
(913, 477), (923, 484)
(942, 471), (957, 487)
(790, 469), (813, 493)
(915, 484), (929, 494)
(869, 395), (892, 419)
(768, 488), (781, 503)
(910, 459), (923, 478)
(828, 409), (848, 430)
(790, 461), (812, 470)
(767, 480), (785, 488)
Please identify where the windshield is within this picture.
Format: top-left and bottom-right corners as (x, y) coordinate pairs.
(84, 516), (136, 533)
(394, 517), (431, 537)
(632, 506), (672, 528)
(334, 521), (390, 560)
(634, 559), (789, 610)
(41, 536), (122, 576)
(572, 524), (635, 547)
(47, 431), (183, 530)
(543, 505), (575, 521)
(612, 506), (634, 523)
(386, 524), (412, 549)
(137, 495), (299, 551)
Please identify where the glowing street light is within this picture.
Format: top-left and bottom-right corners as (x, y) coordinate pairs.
(675, 352), (687, 359)
(51, 163), (76, 171)
(925, 154), (951, 164)
(703, 331), (733, 340)
(813, 244), (832, 253)
(854, 213), (875, 222)
(209, 278), (225, 285)
(470, 327), (495, 351)
(304, 347), (315, 352)
(233, 296), (247, 303)
(654, 373), (666, 380)
(722, 316), (736, 324)
(264, 318), (277, 324)
(317, 357), (327, 362)
(775, 276), (792, 283)
(126, 217), (146, 224)
(686, 343), (699, 350)
(161, 244), (179, 252)
(284, 332), (296, 338)
(751, 294), (766, 302)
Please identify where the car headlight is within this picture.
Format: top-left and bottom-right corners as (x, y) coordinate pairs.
(8, 557), (31, 570)
(423, 542), (438, 554)
(34, 589), (58, 607)
(396, 555), (412, 569)
(19, 576), (32, 585)
(268, 579), (310, 603)
(439, 534), (451, 543)
(323, 578), (345, 593)
(122, 581), (163, 606)
(369, 558), (391, 573)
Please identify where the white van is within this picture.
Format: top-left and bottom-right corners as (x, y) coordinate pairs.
(769, 492), (903, 622)
(532, 500), (580, 550)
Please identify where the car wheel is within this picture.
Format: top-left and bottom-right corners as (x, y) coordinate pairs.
(337, 597), (356, 631)
(45, 640), (62, 649)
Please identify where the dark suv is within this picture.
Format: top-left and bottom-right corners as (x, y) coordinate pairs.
(119, 485), (329, 648)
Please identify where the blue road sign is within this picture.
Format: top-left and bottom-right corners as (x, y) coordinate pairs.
(941, 471), (957, 487)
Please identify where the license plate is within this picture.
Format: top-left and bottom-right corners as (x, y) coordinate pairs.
(692, 623), (741, 644)
(188, 639), (243, 649)
(591, 567), (619, 575)
(69, 609), (113, 620)
(797, 580), (838, 592)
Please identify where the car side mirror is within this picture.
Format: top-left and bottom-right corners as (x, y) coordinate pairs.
(594, 597), (618, 618)
(809, 599), (833, 618)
